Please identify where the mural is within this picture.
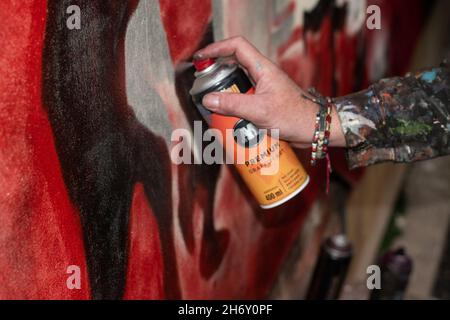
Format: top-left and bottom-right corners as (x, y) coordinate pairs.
(0, 0), (425, 299)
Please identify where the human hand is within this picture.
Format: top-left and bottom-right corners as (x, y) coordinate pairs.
(194, 36), (345, 148)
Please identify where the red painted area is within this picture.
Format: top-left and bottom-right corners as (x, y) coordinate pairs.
(0, 0), (89, 299)
(159, 0), (212, 64)
(365, 0), (425, 81)
(277, 19), (356, 184)
(335, 32), (360, 96)
(173, 167), (315, 299)
(124, 183), (164, 299)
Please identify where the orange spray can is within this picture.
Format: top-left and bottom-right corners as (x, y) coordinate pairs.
(190, 58), (309, 209)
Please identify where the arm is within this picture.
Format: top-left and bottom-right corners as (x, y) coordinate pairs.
(335, 61), (450, 169)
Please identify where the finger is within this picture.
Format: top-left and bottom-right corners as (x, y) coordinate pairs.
(194, 36), (274, 82)
(202, 92), (267, 124)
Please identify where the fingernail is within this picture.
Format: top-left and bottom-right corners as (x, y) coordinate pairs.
(193, 52), (204, 60)
(203, 94), (220, 110)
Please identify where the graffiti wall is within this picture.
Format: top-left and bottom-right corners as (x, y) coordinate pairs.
(0, 0), (424, 299)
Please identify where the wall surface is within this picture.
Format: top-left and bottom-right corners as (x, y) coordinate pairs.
(0, 0), (424, 299)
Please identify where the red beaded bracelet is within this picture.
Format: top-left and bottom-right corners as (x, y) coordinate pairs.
(302, 89), (334, 193)
(302, 89), (333, 165)
(312, 100), (332, 165)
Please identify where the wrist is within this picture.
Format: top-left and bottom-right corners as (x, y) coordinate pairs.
(328, 103), (346, 147)
(292, 97), (319, 147)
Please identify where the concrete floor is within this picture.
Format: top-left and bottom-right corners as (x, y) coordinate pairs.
(394, 157), (450, 299)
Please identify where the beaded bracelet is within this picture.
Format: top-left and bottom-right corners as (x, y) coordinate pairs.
(302, 88), (334, 193)
(302, 88), (333, 165)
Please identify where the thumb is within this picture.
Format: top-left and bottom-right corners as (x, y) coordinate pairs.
(202, 92), (263, 123)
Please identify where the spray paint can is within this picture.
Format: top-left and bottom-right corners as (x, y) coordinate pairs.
(370, 248), (413, 300)
(190, 58), (309, 209)
(306, 234), (352, 300)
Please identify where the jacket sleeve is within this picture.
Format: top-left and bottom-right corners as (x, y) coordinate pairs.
(334, 60), (450, 169)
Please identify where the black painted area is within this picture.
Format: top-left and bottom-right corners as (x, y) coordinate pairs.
(303, 0), (334, 32)
(43, 0), (180, 299)
(174, 23), (231, 280)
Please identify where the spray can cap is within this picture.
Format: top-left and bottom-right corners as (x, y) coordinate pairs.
(193, 58), (216, 71)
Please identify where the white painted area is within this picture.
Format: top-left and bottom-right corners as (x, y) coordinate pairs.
(124, 0), (174, 143)
(292, 0), (321, 27)
(336, 0), (367, 35)
(217, 0), (272, 56)
(281, 40), (305, 60)
(338, 104), (376, 139)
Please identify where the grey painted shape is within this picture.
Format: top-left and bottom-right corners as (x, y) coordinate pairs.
(214, 0), (271, 57)
(125, 0), (174, 143)
(212, 0), (225, 41)
(271, 14), (295, 53)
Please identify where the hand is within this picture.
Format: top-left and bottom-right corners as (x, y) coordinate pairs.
(194, 36), (346, 148)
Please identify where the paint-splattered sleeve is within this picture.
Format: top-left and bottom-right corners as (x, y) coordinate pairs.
(334, 61), (450, 169)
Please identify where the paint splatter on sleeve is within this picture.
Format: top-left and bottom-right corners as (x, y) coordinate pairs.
(334, 60), (450, 169)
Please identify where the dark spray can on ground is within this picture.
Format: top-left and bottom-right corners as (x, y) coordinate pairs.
(370, 248), (413, 300)
(306, 234), (352, 299)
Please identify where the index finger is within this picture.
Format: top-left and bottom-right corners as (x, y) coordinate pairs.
(194, 36), (274, 82)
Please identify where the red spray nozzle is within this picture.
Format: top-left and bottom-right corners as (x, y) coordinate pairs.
(193, 58), (216, 71)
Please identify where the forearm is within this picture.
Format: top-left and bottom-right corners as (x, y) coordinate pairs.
(334, 60), (450, 169)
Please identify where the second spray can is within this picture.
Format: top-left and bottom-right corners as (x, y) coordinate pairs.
(190, 58), (309, 209)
